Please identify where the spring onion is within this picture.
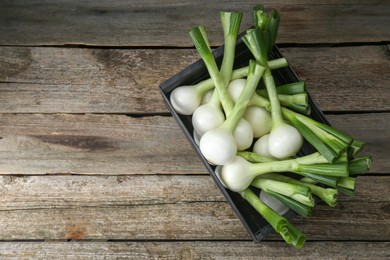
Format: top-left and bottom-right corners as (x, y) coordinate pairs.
(190, 13), (257, 152)
(190, 12), (241, 135)
(240, 188), (306, 248)
(221, 153), (348, 192)
(252, 177), (315, 207)
(216, 162), (313, 217)
(243, 13), (303, 159)
(199, 60), (264, 165)
(261, 173), (338, 207)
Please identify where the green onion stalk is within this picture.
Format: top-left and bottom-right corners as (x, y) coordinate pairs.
(258, 81), (307, 96)
(238, 151), (344, 202)
(299, 154), (371, 197)
(239, 150), (362, 197)
(189, 25), (235, 116)
(260, 172), (338, 207)
(220, 152), (349, 193)
(257, 81), (310, 115)
(220, 11), (244, 88)
(282, 108), (354, 163)
(348, 140), (366, 157)
(273, 93), (309, 115)
(197, 11), (244, 119)
(252, 176), (314, 207)
(190, 14), (246, 141)
(227, 80), (311, 117)
(348, 156), (372, 175)
(240, 188), (306, 248)
(251, 176), (314, 217)
(243, 7), (304, 160)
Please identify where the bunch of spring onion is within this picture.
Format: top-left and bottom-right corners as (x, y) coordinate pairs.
(169, 5), (372, 248)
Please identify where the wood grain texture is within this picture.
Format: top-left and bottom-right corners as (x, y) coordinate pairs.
(0, 46), (389, 113)
(0, 175), (224, 210)
(0, 114), (204, 175)
(0, 0), (388, 256)
(0, 113), (387, 175)
(0, 241), (389, 259)
(0, 1), (389, 46)
(280, 46), (390, 112)
(0, 175), (387, 241)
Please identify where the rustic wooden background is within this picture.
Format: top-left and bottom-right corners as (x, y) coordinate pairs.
(0, 0), (389, 258)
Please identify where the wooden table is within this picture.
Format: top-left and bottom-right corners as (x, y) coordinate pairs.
(0, 1), (389, 258)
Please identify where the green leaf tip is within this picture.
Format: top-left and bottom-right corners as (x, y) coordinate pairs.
(189, 26), (212, 58)
(220, 11), (243, 37)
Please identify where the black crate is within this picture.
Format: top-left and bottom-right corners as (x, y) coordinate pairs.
(159, 35), (330, 241)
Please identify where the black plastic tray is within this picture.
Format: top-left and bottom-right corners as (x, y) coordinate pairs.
(159, 35), (330, 241)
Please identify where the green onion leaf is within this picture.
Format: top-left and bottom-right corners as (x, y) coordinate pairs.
(285, 113), (337, 163)
(337, 176), (356, 190)
(349, 156), (372, 175)
(240, 188), (306, 248)
(298, 172), (338, 188)
(297, 163), (349, 177)
(267, 191), (312, 218)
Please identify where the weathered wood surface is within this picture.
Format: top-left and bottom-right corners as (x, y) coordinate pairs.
(0, 46), (389, 113)
(0, 114), (203, 175)
(0, 175), (388, 241)
(0, 1), (388, 258)
(0, 241), (389, 259)
(0, 113), (387, 175)
(0, 1), (389, 46)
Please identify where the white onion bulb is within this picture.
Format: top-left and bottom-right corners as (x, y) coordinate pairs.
(220, 156), (253, 192)
(170, 86), (202, 115)
(192, 103), (225, 136)
(233, 118), (254, 151)
(253, 134), (276, 159)
(227, 79), (246, 103)
(200, 90), (213, 105)
(244, 106), (272, 138)
(268, 124), (303, 159)
(199, 127), (237, 165)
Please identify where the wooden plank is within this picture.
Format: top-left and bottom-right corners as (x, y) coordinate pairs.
(0, 114), (204, 175)
(327, 113), (390, 170)
(0, 113), (387, 175)
(280, 45), (390, 112)
(0, 1), (388, 46)
(0, 175), (387, 240)
(0, 46), (388, 113)
(0, 241), (389, 259)
(0, 175), (224, 209)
